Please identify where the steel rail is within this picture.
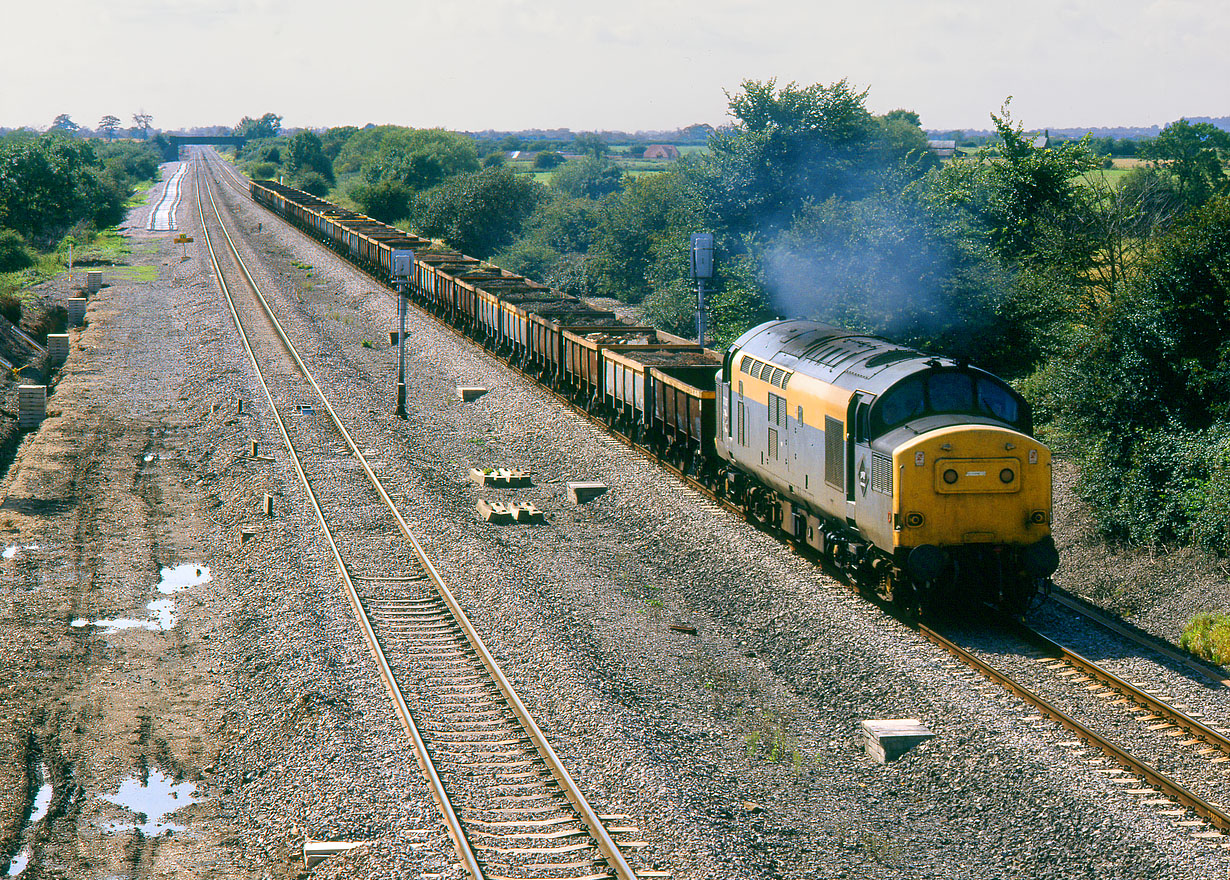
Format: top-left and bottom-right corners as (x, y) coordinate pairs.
(1014, 623), (1230, 756)
(198, 152), (637, 880)
(194, 159), (486, 880)
(1047, 590), (1230, 689)
(917, 623), (1230, 833)
(221, 150), (1230, 843)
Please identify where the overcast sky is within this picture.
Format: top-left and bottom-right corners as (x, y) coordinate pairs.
(2, 0), (1225, 134)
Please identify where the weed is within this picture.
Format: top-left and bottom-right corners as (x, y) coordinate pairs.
(648, 598), (663, 609)
(361, 340), (373, 348)
(743, 709), (810, 771)
(1180, 612), (1230, 665)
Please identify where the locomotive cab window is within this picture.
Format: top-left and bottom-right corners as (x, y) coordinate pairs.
(872, 370), (1028, 436)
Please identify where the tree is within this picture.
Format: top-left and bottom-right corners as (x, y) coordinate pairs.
(549, 156), (624, 200)
(588, 169), (700, 304)
(1140, 119), (1230, 208)
(412, 169), (545, 258)
(1053, 196), (1230, 548)
(354, 127), (479, 191)
(51, 114), (78, 134)
(573, 132), (607, 158)
(877, 110), (937, 171)
(700, 78), (883, 237)
(350, 179), (412, 223)
(923, 101), (1098, 267)
(132, 112), (153, 139)
(533, 150), (565, 170)
(0, 229), (33, 272)
(235, 112), (282, 140)
(0, 134), (127, 244)
(284, 130), (334, 184)
(883, 109), (921, 127)
(1053, 167), (1182, 312)
(320, 126), (358, 162)
(98, 115), (121, 141)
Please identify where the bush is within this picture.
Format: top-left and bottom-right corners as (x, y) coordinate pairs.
(351, 179), (412, 224)
(294, 171), (330, 196)
(248, 162), (277, 180)
(412, 169), (544, 258)
(1180, 612), (1230, 665)
(533, 151), (565, 170)
(0, 292), (21, 324)
(0, 229), (33, 272)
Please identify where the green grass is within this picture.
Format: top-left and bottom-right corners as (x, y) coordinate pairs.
(106, 265), (158, 282)
(1180, 612), (1230, 665)
(0, 224), (140, 299)
(125, 187), (152, 208)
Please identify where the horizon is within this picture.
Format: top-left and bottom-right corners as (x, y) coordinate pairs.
(2, 1), (1225, 136)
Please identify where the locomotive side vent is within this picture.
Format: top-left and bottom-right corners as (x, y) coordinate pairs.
(871, 453), (893, 494)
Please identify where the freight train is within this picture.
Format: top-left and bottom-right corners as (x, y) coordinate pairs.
(247, 177), (1058, 613)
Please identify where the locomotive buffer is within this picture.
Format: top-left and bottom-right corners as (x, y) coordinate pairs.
(392, 249), (414, 418)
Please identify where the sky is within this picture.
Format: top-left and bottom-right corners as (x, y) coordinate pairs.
(2, 0), (1226, 134)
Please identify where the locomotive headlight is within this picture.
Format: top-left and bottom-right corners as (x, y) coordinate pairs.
(906, 511), (925, 528)
(999, 468), (1015, 484)
(1030, 510), (1048, 524)
(942, 469), (958, 485)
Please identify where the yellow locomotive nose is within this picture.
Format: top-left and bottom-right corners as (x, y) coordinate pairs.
(895, 426), (1051, 550)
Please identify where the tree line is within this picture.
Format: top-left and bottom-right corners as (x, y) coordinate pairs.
(0, 132), (164, 273)
(235, 91), (1230, 555)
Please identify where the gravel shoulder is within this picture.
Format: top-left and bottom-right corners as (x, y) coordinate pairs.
(0, 157), (1225, 880)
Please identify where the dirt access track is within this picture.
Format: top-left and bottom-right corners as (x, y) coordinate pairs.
(0, 166), (455, 879)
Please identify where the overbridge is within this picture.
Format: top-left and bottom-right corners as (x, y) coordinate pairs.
(164, 135), (245, 160)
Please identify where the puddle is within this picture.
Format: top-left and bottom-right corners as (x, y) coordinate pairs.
(2, 544), (40, 561)
(100, 769), (197, 836)
(6, 847), (29, 877)
(73, 563), (209, 634)
(5, 765), (51, 877)
(29, 768), (52, 822)
(157, 563), (210, 594)
(91, 599), (177, 634)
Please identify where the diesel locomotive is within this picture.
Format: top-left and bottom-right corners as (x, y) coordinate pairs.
(715, 320), (1058, 613)
(245, 174), (1058, 613)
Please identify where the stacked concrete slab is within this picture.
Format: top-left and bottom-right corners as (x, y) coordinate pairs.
(67, 298), (87, 325)
(47, 334), (70, 364)
(860, 718), (935, 763)
(18, 385), (46, 429)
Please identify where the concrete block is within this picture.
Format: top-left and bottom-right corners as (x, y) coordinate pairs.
(303, 840), (366, 868)
(86, 270), (102, 294)
(456, 385), (488, 402)
(47, 334), (70, 364)
(67, 298), (87, 326)
(509, 501), (544, 523)
(861, 718), (934, 763)
(17, 385), (47, 429)
(567, 481), (608, 504)
(477, 498), (512, 523)
(469, 467), (532, 488)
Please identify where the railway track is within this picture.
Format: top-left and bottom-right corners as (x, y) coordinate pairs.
(192, 151), (651, 880)
(922, 618), (1230, 841)
(204, 148), (1230, 847)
